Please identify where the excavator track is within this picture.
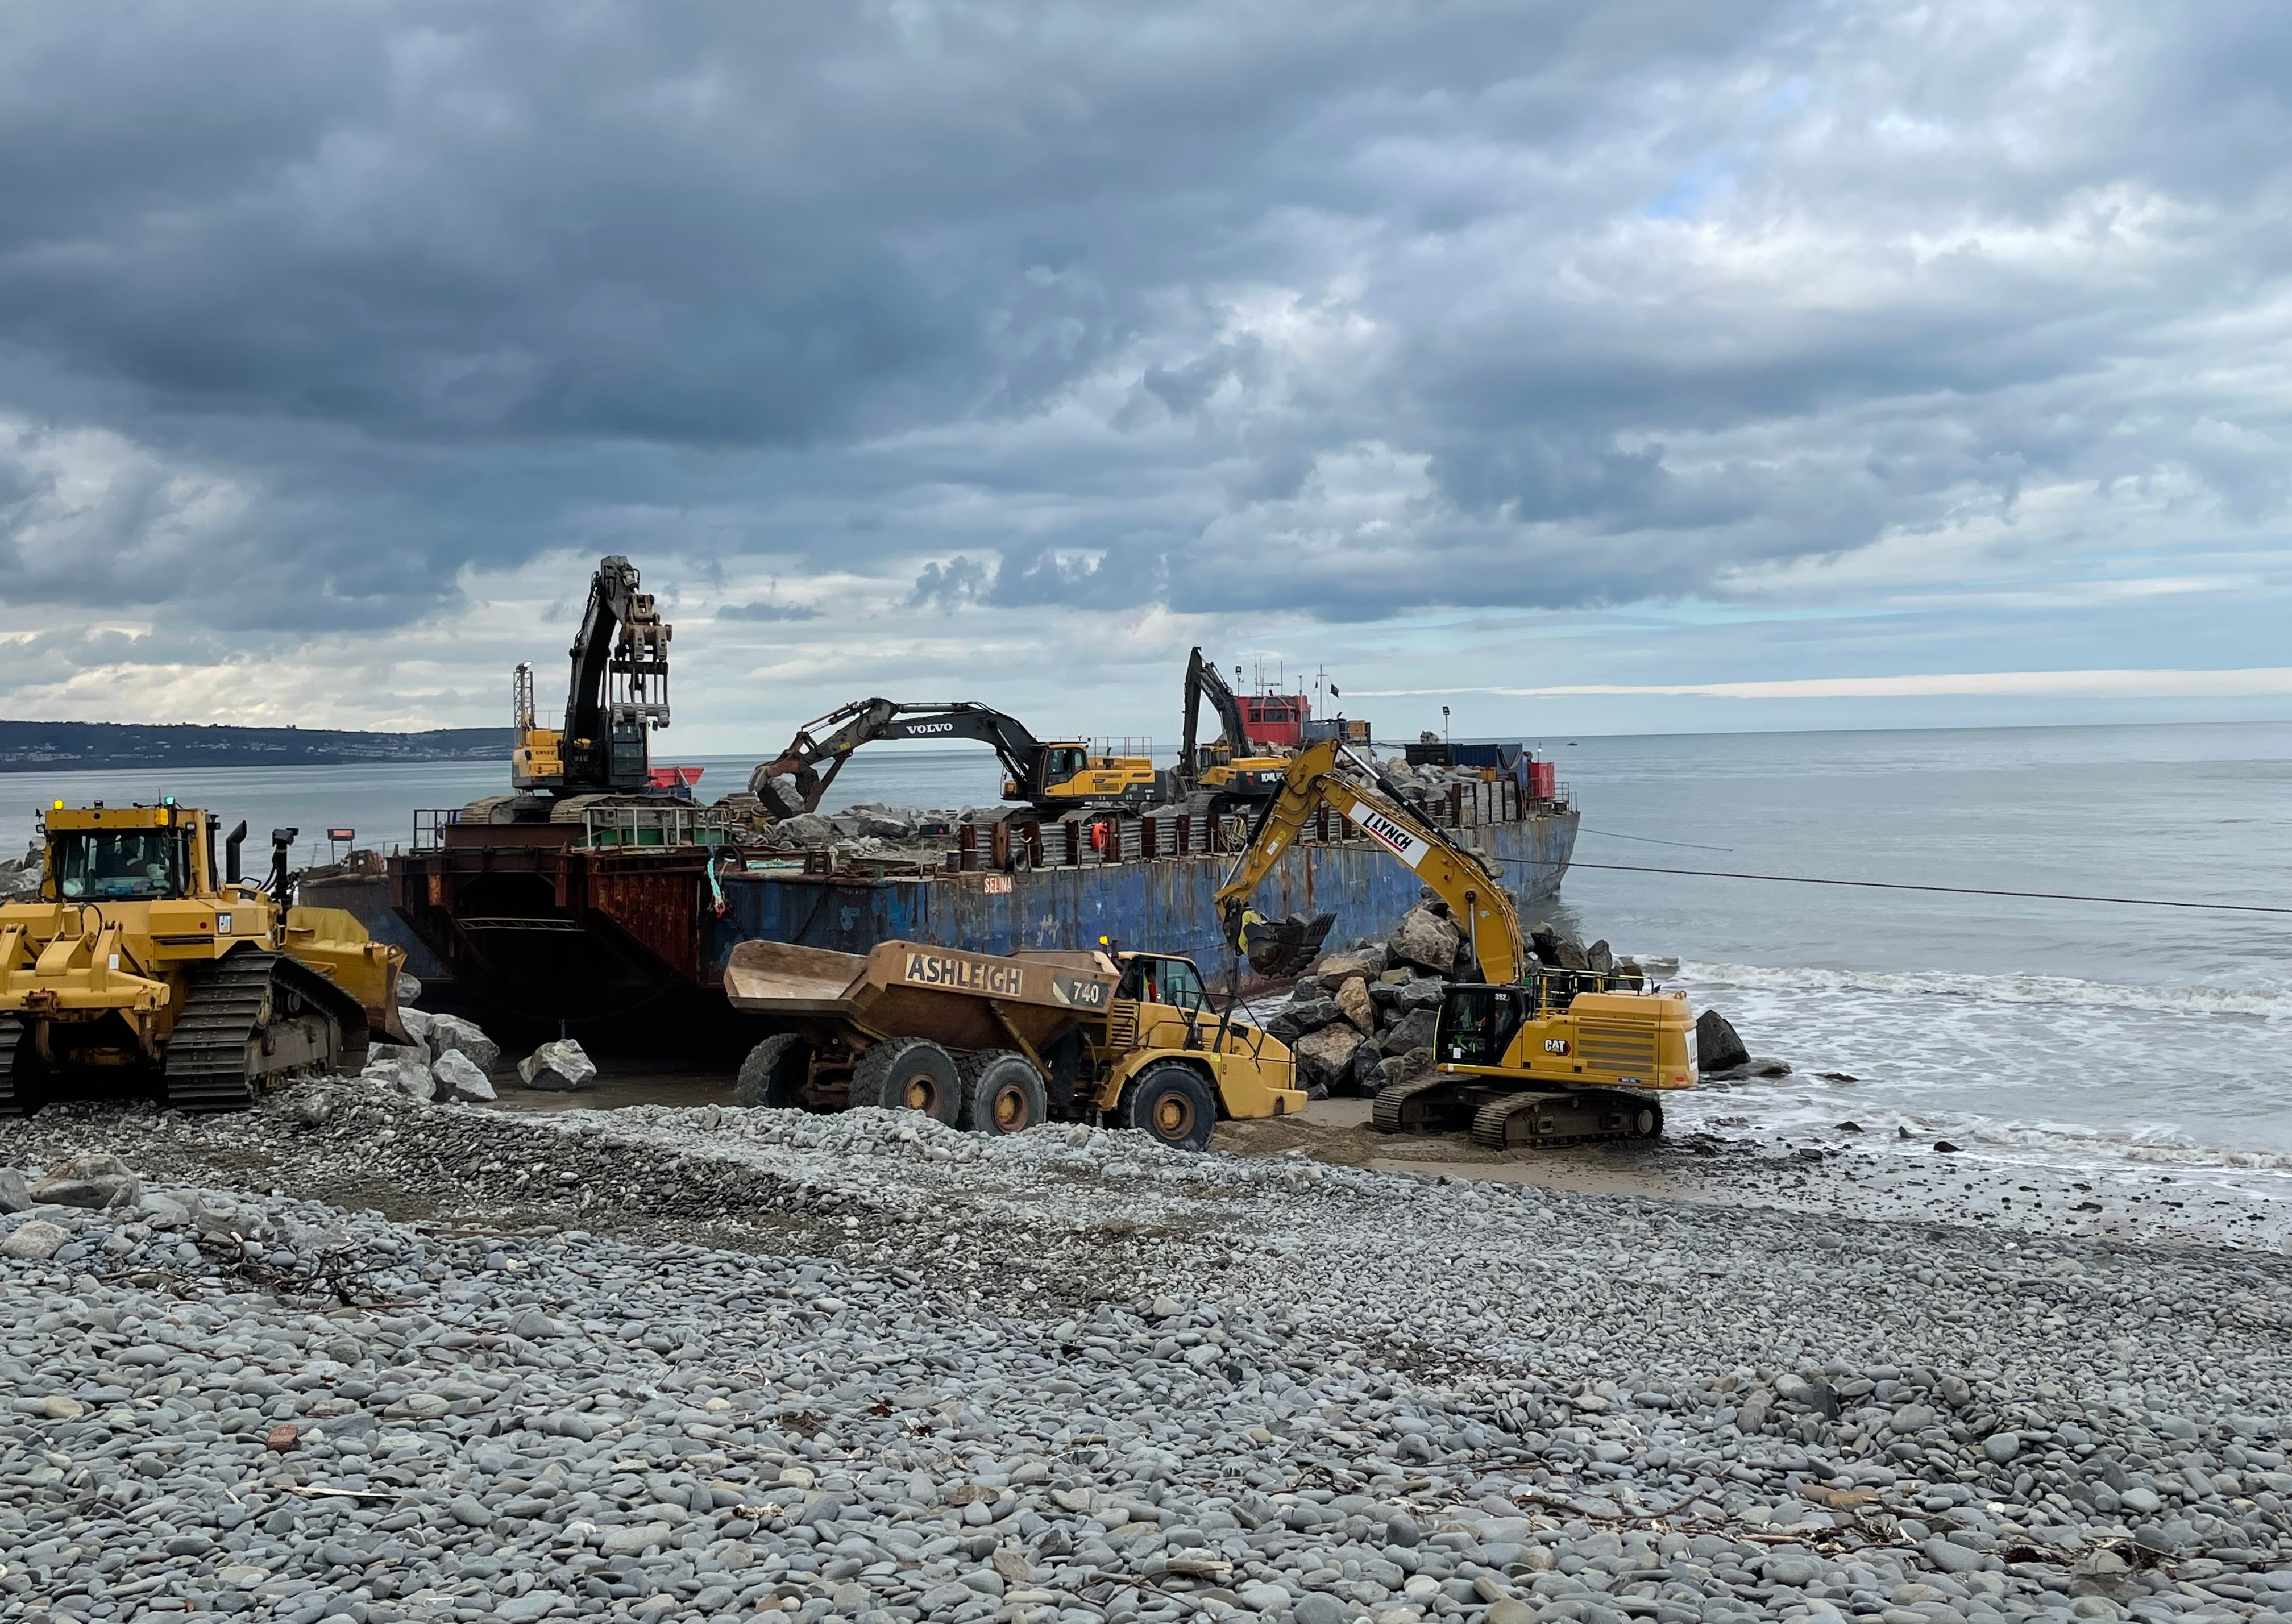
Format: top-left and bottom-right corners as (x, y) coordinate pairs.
(161, 950), (363, 1113)
(1371, 1073), (1472, 1135)
(0, 1014), (26, 1118)
(1468, 1088), (1664, 1150)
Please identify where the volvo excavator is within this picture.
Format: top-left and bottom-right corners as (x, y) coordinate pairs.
(749, 699), (1161, 816)
(1213, 738), (1697, 1149)
(1178, 648), (1294, 813)
(0, 801), (410, 1113)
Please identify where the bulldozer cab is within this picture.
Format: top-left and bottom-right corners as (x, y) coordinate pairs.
(43, 806), (210, 903)
(52, 826), (190, 902)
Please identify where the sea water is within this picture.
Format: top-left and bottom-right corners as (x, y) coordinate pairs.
(1539, 720), (2292, 1204)
(7, 720), (2287, 1195)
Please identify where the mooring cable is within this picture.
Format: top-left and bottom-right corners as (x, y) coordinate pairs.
(1575, 827), (1735, 853)
(1492, 855), (2292, 916)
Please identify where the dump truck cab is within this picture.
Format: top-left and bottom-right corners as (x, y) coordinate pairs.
(0, 799), (408, 1112)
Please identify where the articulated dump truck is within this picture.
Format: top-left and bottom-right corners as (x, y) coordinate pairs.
(724, 937), (1305, 1151)
(0, 801), (410, 1114)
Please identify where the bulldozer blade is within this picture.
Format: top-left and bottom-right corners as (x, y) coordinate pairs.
(1241, 911), (1336, 977)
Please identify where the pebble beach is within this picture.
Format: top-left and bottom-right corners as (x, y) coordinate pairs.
(6, 1079), (2291, 1624)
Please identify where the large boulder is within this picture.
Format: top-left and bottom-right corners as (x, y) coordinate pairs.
(1396, 977), (1448, 1013)
(431, 1049), (496, 1102)
(1375, 1047), (1436, 1090)
(426, 1013), (500, 1072)
(849, 805), (919, 840)
(1314, 943), (1389, 981)
(1292, 1023), (1366, 1086)
(1381, 1006), (1439, 1057)
(1334, 977), (1376, 1035)
(1530, 925), (1589, 971)
(1586, 938), (1614, 973)
(774, 813), (838, 845)
(363, 1054), (435, 1103)
(396, 971), (423, 1006)
(1389, 906), (1462, 975)
(519, 1039), (597, 1092)
(0, 1167), (29, 1213)
(1265, 996), (1342, 1046)
(30, 1153), (142, 1211)
(399, 1007), (437, 1051)
(1697, 1009), (1750, 1074)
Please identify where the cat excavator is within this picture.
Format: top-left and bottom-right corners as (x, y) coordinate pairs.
(0, 801), (409, 1113)
(749, 699), (1161, 816)
(1213, 738), (1697, 1148)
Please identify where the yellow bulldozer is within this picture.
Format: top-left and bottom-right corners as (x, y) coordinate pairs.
(0, 800), (410, 1113)
(1215, 738), (1697, 1148)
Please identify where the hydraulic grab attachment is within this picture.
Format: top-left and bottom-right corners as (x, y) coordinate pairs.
(1212, 739), (1696, 1149)
(511, 555), (673, 795)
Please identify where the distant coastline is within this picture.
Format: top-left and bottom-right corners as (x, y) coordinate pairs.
(0, 720), (513, 772)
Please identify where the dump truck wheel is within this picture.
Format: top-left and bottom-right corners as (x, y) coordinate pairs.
(1122, 1062), (1216, 1153)
(852, 1036), (962, 1127)
(734, 1033), (811, 1111)
(961, 1050), (1049, 1136)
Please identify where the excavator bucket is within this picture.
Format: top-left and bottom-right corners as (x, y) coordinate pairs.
(1239, 911), (1336, 977)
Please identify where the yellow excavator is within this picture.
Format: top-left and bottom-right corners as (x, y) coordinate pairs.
(1214, 738), (1696, 1148)
(749, 699), (1162, 816)
(0, 801), (410, 1113)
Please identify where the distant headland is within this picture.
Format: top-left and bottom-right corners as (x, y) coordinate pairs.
(0, 720), (514, 772)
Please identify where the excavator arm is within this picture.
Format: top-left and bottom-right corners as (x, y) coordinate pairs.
(1213, 738), (1525, 984)
(754, 700), (1048, 813)
(1181, 647), (1254, 779)
(555, 555), (672, 791)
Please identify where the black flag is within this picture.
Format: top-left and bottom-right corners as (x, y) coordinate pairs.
(1328, 682), (1341, 697)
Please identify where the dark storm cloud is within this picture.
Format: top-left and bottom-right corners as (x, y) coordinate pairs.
(2, 0), (2289, 633)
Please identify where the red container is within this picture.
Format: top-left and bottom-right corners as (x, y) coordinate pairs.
(1530, 760), (1557, 801)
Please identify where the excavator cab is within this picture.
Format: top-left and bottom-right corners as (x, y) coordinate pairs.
(1436, 984), (1527, 1066)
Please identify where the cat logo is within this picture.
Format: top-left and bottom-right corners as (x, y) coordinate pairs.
(1544, 1038), (1569, 1056)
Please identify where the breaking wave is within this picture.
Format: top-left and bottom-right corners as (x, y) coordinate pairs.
(1674, 961), (2292, 1021)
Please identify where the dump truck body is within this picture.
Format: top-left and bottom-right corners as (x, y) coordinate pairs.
(725, 936), (1303, 1150)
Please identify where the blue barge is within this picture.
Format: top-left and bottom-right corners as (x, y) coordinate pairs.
(382, 790), (1577, 1032)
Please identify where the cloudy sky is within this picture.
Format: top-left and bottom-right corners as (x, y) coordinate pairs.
(3, 1), (2290, 750)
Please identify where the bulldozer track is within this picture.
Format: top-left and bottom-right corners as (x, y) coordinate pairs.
(0, 1014), (26, 1118)
(161, 950), (364, 1113)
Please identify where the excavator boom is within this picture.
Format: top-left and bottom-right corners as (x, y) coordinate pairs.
(1215, 738), (1524, 983)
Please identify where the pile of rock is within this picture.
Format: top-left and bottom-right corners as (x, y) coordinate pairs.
(355, 985), (503, 1104)
(1264, 898), (1646, 1097)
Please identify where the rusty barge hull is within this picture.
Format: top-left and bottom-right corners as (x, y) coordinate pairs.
(387, 808), (1577, 1035)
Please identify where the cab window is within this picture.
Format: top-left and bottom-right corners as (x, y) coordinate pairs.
(1437, 986), (1524, 1065)
(1044, 746), (1089, 783)
(54, 830), (184, 900)
(1119, 956), (1209, 1013)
